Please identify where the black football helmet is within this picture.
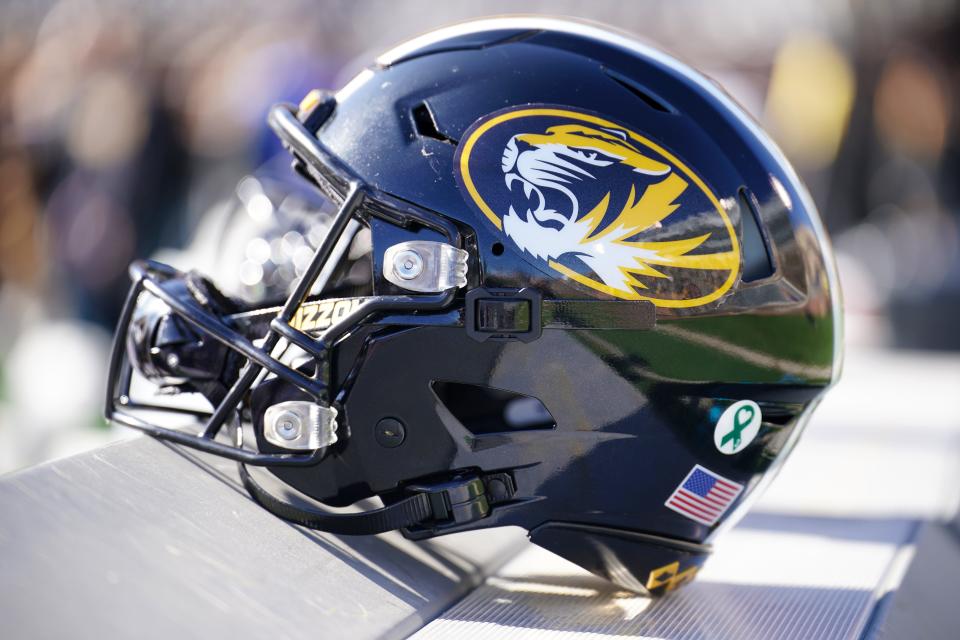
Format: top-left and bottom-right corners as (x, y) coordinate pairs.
(106, 17), (841, 595)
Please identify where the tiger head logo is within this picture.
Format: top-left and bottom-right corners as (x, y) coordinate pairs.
(456, 106), (740, 308)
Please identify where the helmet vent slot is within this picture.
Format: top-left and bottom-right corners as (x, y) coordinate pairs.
(757, 405), (799, 426)
(432, 381), (556, 434)
(604, 69), (675, 114)
(738, 187), (776, 282)
(412, 102), (457, 144)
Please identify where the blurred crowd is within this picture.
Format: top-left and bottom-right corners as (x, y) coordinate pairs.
(1, 0), (959, 471)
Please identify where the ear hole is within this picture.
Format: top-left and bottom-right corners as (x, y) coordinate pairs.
(432, 381), (556, 435)
(491, 242), (505, 256)
(412, 102), (457, 144)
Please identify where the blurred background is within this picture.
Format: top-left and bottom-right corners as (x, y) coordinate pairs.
(0, 0), (958, 473)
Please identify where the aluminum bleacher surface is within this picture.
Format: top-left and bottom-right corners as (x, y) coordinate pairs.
(1, 347), (958, 639)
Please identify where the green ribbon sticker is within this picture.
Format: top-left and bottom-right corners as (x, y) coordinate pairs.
(714, 400), (761, 455)
(721, 405), (754, 449)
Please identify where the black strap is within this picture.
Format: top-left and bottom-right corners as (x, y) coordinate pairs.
(237, 462), (434, 535)
(542, 299), (656, 330)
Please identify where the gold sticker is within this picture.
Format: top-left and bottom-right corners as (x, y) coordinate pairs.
(646, 560), (700, 593)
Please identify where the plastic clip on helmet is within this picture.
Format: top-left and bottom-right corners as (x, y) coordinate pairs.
(106, 17), (841, 595)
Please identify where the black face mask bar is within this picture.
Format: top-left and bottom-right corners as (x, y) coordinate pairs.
(104, 94), (463, 468)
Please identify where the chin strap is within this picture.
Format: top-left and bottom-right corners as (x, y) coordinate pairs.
(238, 462), (435, 535)
(237, 459), (510, 536)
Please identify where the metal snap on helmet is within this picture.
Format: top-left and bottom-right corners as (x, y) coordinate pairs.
(106, 17), (842, 595)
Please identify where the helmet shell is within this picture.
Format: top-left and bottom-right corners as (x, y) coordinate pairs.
(271, 17), (841, 593)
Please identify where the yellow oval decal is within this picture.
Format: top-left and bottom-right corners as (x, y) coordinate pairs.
(454, 106), (740, 308)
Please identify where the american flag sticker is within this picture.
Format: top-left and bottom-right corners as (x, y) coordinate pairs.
(665, 464), (744, 526)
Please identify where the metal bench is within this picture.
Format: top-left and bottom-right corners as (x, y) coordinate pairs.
(2, 347), (958, 639)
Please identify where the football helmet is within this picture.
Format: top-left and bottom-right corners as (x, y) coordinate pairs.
(106, 17), (841, 595)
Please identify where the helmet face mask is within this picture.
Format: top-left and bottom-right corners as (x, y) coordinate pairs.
(107, 111), (466, 465)
(106, 17), (841, 595)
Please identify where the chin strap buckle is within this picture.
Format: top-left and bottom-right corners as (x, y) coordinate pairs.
(406, 471), (516, 533)
(407, 474), (490, 529)
(465, 287), (543, 343)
